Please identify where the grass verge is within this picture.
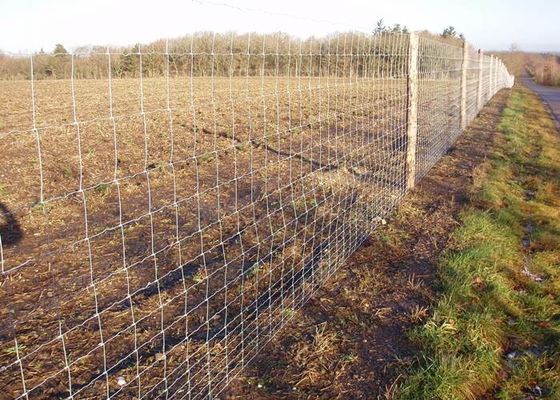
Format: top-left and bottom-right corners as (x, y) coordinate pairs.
(399, 85), (560, 399)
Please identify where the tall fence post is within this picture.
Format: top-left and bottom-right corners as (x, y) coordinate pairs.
(406, 32), (419, 190)
(477, 50), (484, 113)
(496, 60), (500, 91)
(496, 60), (500, 89)
(492, 56), (496, 95)
(493, 56), (496, 95)
(460, 41), (469, 130)
(489, 55), (494, 99)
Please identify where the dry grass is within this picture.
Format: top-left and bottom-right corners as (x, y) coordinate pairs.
(0, 76), (412, 399)
(224, 89), (511, 399)
(0, 68), (478, 398)
(496, 51), (560, 85)
(399, 85), (560, 399)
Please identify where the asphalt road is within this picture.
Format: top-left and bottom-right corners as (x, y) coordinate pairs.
(522, 75), (560, 126)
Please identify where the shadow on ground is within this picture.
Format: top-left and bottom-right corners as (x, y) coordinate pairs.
(225, 89), (511, 399)
(0, 202), (22, 248)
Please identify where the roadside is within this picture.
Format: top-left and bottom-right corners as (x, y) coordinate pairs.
(522, 74), (560, 127)
(225, 90), (511, 399)
(399, 84), (560, 399)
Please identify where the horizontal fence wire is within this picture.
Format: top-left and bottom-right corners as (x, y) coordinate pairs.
(0, 31), (513, 400)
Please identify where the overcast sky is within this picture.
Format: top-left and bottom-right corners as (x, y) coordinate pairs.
(1, 0), (558, 54)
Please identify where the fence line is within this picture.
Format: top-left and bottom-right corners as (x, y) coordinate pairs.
(0, 31), (513, 399)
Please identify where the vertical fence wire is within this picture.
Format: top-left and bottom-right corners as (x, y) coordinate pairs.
(0, 31), (513, 400)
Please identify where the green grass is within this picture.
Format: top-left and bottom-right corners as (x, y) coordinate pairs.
(95, 183), (111, 196)
(398, 86), (560, 400)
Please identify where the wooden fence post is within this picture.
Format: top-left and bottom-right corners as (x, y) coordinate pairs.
(489, 55), (494, 99)
(492, 57), (497, 95)
(460, 41), (469, 130)
(477, 50), (484, 113)
(496, 60), (501, 91)
(406, 32), (419, 190)
(497, 60), (501, 89)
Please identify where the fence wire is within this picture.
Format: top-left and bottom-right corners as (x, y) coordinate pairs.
(0, 31), (513, 400)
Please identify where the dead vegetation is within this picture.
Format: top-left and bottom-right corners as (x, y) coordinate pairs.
(0, 33), (502, 398)
(0, 75), (412, 399)
(400, 85), (560, 399)
(495, 51), (560, 85)
(225, 89), (511, 399)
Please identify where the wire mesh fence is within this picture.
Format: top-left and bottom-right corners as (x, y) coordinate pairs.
(0, 30), (513, 399)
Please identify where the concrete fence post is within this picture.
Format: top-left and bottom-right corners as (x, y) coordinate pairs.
(477, 50), (484, 112)
(406, 32), (419, 190)
(460, 41), (469, 130)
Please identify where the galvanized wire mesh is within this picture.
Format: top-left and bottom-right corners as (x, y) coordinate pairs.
(0, 30), (513, 400)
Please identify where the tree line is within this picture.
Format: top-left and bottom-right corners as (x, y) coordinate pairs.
(0, 25), (466, 80)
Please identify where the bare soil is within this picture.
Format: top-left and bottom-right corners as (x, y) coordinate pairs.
(225, 89), (510, 399)
(0, 74), (487, 399)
